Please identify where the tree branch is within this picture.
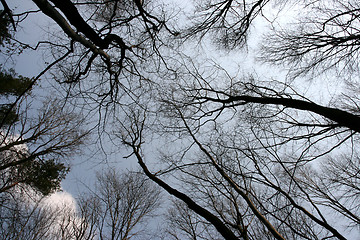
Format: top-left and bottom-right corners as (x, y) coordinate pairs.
(199, 94), (360, 133)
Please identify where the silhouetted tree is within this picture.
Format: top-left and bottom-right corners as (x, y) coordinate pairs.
(3, 0), (360, 239)
(77, 169), (162, 240)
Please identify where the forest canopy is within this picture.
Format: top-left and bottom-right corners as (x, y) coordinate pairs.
(1, 0), (360, 239)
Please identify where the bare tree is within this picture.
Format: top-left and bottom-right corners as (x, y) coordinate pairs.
(0, 192), (73, 240)
(76, 169), (162, 240)
(260, 0), (360, 76)
(183, 0), (272, 49)
(23, 0), (179, 110)
(4, 0), (360, 239)
(0, 168), (162, 240)
(116, 62), (360, 239)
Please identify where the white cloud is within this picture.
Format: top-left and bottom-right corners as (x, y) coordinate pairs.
(42, 191), (77, 211)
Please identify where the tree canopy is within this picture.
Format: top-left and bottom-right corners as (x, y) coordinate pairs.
(1, 0), (360, 239)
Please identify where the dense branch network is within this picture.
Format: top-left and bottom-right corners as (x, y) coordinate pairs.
(2, 0), (360, 239)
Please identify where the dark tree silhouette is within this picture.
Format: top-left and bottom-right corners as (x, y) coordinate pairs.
(2, 0), (360, 239)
